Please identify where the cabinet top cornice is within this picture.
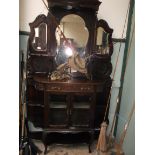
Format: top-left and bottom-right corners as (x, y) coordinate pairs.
(47, 0), (101, 11)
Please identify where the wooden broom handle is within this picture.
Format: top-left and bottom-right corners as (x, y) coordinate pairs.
(21, 102), (26, 137)
(119, 102), (135, 146)
(21, 75), (26, 138)
(107, 97), (120, 144)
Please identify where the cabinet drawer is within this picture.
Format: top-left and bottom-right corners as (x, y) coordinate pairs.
(64, 85), (94, 92)
(46, 84), (62, 91)
(74, 85), (94, 92)
(46, 84), (94, 92)
(34, 81), (103, 93)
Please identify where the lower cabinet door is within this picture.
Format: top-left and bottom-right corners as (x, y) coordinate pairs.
(70, 95), (92, 128)
(49, 107), (68, 127)
(48, 94), (69, 127)
(70, 108), (91, 127)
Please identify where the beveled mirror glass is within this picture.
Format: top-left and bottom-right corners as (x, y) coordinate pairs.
(55, 14), (89, 66)
(96, 27), (109, 54)
(32, 23), (47, 51)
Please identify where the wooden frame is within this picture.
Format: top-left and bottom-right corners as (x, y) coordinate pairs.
(29, 14), (49, 55)
(96, 19), (113, 56)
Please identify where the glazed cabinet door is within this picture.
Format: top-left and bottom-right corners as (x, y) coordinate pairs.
(48, 94), (70, 128)
(69, 94), (94, 128)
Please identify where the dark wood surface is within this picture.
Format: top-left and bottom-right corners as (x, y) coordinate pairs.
(33, 75), (106, 84)
(27, 75), (110, 153)
(30, 75), (109, 128)
(47, 0), (101, 11)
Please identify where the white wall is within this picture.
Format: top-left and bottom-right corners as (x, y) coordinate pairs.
(19, 0), (48, 32)
(19, 0), (130, 38)
(98, 0), (130, 38)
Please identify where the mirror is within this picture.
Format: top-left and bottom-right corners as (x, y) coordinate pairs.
(55, 14), (89, 66)
(96, 27), (109, 54)
(32, 23), (47, 51)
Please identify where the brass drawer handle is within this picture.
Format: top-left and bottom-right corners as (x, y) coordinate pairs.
(80, 87), (90, 91)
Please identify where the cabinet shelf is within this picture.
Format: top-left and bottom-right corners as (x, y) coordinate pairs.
(49, 102), (67, 109)
(28, 103), (44, 108)
(28, 99), (44, 105)
(73, 102), (90, 109)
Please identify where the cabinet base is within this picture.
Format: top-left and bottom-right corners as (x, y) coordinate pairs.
(42, 130), (94, 154)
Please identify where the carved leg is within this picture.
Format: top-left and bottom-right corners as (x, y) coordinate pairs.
(42, 131), (48, 154)
(89, 144), (91, 153)
(88, 131), (94, 153)
(44, 145), (48, 155)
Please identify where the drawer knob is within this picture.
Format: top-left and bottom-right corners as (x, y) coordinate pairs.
(80, 87), (90, 90)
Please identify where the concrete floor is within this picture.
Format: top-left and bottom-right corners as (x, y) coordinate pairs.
(33, 140), (98, 155)
(33, 140), (120, 155)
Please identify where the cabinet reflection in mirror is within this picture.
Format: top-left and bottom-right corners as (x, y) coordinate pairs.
(32, 23), (47, 51)
(96, 27), (109, 54)
(55, 14), (89, 66)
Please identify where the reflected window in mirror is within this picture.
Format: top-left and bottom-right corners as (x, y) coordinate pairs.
(55, 14), (89, 66)
(32, 23), (47, 51)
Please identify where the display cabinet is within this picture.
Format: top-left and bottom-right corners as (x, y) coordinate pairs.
(26, 0), (113, 153)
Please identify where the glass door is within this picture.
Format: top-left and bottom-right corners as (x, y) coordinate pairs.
(48, 94), (69, 128)
(70, 94), (93, 128)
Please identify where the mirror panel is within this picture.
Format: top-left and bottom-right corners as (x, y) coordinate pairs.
(32, 23), (47, 51)
(96, 19), (113, 56)
(55, 14), (89, 66)
(96, 27), (109, 54)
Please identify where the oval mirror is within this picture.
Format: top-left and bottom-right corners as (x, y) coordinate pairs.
(32, 22), (47, 51)
(55, 14), (89, 66)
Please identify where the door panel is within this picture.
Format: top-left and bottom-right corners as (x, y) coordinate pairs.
(48, 94), (69, 127)
(70, 94), (93, 128)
